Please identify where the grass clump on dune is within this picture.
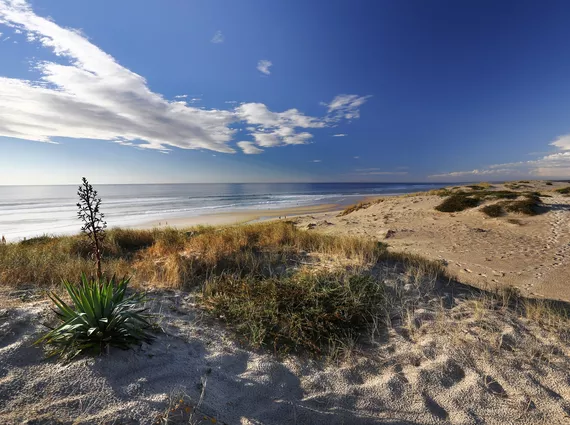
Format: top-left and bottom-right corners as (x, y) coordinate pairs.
(435, 194), (480, 212)
(502, 198), (542, 216)
(203, 271), (385, 355)
(338, 198), (384, 216)
(480, 204), (504, 217)
(555, 186), (570, 195)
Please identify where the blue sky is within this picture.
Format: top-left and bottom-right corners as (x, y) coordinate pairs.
(1, 0), (570, 184)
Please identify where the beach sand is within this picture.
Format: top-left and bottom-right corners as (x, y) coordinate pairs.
(295, 180), (570, 302)
(135, 203), (340, 230)
(2, 273), (570, 425)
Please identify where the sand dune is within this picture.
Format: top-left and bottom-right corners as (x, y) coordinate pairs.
(296, 181), (570, 302)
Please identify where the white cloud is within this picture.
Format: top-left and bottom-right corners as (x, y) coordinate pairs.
(430, 135), (570, 179)
(332, 133), (347, 137)
(224, 100), (237, 104)
(236, 102), (325, 148)
(311, 159), (322, 163)
(211, 30), (224, 44)
(257, 59), (272, 75)
(174, 94), (188, 99)
(237, 141), (263, 154)
(550, 134), (570, 151)
(0, 0), (369, 156)
(353, 156), (359, 159)
(324, 94), (371, 121)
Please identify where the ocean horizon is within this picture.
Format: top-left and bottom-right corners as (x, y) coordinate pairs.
(0, 182), (447, 240)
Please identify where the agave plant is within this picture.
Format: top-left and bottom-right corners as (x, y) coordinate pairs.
(36, 274), (154, 360)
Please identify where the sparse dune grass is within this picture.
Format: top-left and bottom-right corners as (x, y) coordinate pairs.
(555, 186), (570, 195)
(203, 271), (385, 356)
(435, 194), (480, 212)
(481, 203), (504, 217)
(338, 198), (385, 216)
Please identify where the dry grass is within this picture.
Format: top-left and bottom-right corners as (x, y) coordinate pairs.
(0, 222), (383, 289)
(338, 198), (385, 216)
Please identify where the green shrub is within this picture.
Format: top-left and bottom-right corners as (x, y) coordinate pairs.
(502, 196), (542, 216)
(545, 181), (553, 186)
(35, 275), (153, 360)
(555, 186), (570, 195)
(435, 195), (479, 212)
(481, 204), (504, 217)
(203, 271), (385, 355)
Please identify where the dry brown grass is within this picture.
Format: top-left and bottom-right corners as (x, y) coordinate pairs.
(338, 198), (385, 216)
(0, 222), (384, 290)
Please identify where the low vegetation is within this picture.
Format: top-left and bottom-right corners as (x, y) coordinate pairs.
(35, 275), (153, 361)
(0, 222), (383, 289)
(435, 194), (480, 212)
(480, 204), (503, 217)
(435, 190), (543, 215)
(203, 271), (385, 355)
(502, 195), (542, 216)
(555, 186), (570, 195)
(338, 198), (384, 216)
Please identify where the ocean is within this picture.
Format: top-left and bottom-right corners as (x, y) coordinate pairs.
(0, 182), (446, 240)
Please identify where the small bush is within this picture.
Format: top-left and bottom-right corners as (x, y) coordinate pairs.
(481, 204), (504, 217)
(435, 195), (479, 212)
(203, 271), (385, 355)
(545, 181), (553, 186)
(555, 186), (570, 195)
(35, 275), (153, 360)
(502, 196), (542, 216)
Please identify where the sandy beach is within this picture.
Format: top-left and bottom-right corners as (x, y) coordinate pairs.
(135, 203), (340, 230)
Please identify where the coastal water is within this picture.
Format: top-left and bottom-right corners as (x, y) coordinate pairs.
(0, 182), (446, 240)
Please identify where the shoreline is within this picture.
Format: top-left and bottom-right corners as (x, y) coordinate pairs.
(133, 203), (342, 229)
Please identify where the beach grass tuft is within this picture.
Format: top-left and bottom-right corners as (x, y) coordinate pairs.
(435, 194), (480, 212)
(203, 270), (385, 356)
(481, 204), (504, 217)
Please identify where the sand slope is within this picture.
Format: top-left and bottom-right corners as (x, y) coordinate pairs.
(1, 283), (570, 425)
(296, 181), (570, 302)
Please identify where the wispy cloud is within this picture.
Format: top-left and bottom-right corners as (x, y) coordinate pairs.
(332, 133), (347, 137)
(174, 94), (188, 99)
(0, 0), (369, 156)
(311, 159), (322, 163)
(324, 94), (372, 121)
(257, 59), (272, 75)
(429, 134), (570, 179)
(211, 30), (224, 44)
(353, 156), (360, 159)
(237, 141), (263, 154)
